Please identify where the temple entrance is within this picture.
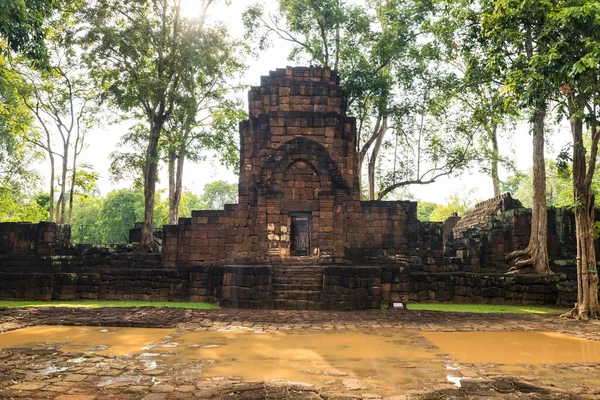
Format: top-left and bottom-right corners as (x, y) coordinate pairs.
(291, 214), (310, 256)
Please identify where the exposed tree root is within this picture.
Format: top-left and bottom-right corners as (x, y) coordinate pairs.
(133, 241), (159, 253)
(505, 246), (553, 275)
(506, 266), (534, 275)
(559, 304), (579, 319)
(505, 247), (531, 263)
(559, 303), (599, 320)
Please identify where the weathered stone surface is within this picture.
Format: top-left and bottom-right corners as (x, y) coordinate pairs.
(342, 378), (368, 390)
(161, 66), (419, 266)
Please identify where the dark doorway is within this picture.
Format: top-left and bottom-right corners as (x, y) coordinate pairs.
(291, 214), (310, 256)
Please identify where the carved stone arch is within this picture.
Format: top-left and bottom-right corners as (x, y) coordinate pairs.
(258, 137), (350, 193)
(284, 158), (319, 176)
(282, 159), (322, 201)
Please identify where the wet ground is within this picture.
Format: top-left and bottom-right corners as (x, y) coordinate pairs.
(0, 307), (599, 399)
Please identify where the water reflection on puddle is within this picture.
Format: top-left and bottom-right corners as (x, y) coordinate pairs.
(422, 331), (600, 364)
(167, 330), (444, 388)
(0, 326), (174, 356)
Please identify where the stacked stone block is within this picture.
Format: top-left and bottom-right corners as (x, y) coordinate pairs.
(380, 266), (567, 305)
(451, 193), (600, 274)
(162, 66), (418, 265)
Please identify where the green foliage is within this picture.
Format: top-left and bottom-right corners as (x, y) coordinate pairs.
(478, 0), (557, 112)
(0, 62), (46, 222)
(178, 191), (203, 218)
(507, 159), (600, 209)
(417, 201), (437, 222)
(199, 180), (237, 210)
(0, 300), (219, 309)
(69, 188), (203, 244)
(500, 172), (526, 198)
(406, 303), (569, 314)
(429, 191), (476, 222)
(70, 195), (103, 243)
(5, 21), (101, 225)
(0, 0), (58, 66)
(0, 186), (47, 222)
(98, 190), (144, 243)
(0, 58), (40, 187)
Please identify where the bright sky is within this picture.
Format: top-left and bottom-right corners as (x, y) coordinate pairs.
(44, 0), (572, 205)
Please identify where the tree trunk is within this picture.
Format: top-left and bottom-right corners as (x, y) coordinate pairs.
(48, 152), (55, 223)
(174, 155), (184, 220)
(358, 115), (383, 198)
(568, 118), (600, 319)
(68, 143), (78, 225)
(334, 0), (340, 72)
(506, 109), (552, 275)
(141, 122), (162, 251)
(57, 143), (69, 225)
(491, 122), (501, 197)
(167, 152), (185, 225)
(368, 117), (387, 200)
(167, 151), (176, 225)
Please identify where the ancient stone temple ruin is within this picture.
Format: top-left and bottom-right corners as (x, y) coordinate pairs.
(0, 67), (598, 310)
(162, 66), (417, 266)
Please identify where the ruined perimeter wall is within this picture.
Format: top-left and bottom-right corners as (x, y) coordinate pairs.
(450, 193), (600, 280)
(0, 220), (584, 308)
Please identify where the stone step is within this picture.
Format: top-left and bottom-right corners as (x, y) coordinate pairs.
(272, 274), (323, 279)
(272, 271), (323, 277)
(272, 273), (324, 279)
(272, 276), (323, 284)
(273, 284), (322, 292)
(274, 275), (321, 281)
(273, 282), (322, 289)
(273, 299), (319, 310)
(273, 290), (321, 301)
(271, 266), (324, 273)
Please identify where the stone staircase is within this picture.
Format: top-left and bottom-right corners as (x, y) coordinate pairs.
(271, 265), (324, 310)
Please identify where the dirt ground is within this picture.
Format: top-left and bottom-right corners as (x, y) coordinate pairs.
(0, 307), (599, 400)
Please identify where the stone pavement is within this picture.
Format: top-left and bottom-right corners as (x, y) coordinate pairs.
(0, 307), (599, 400)
(1, 307), (599, 338)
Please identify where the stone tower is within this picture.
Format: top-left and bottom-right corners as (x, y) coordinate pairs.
(162, 66), (417, 266)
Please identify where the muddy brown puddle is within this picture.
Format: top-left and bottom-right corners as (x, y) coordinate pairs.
(422, 331), (600, 364)
(0, 325), (174, 356)
(2, 326), (600, 395)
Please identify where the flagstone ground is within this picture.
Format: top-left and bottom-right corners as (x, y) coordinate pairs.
(0, 307), (599, 399)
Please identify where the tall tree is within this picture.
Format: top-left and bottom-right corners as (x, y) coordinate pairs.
(433, 1), (519, 197)
(161, 50), (245, 225)
(9, 32), (97, 225)
(83, 0), (239, 249)
(542, 1), (600, 319)
(0, 59), (38, 192)
(1, 0), (82, 222)
(476, 0), (555, 275)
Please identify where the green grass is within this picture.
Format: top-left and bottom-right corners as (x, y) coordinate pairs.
(404, 303), (570, 314)
(0, 300), (220, 309)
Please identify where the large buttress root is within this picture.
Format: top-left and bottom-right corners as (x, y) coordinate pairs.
(505, 244), (553, 275)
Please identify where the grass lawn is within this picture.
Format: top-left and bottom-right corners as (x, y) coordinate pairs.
(404, 303), (570, 314)
(0, 301), (570, 314)
(0, 300), (220, 309)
